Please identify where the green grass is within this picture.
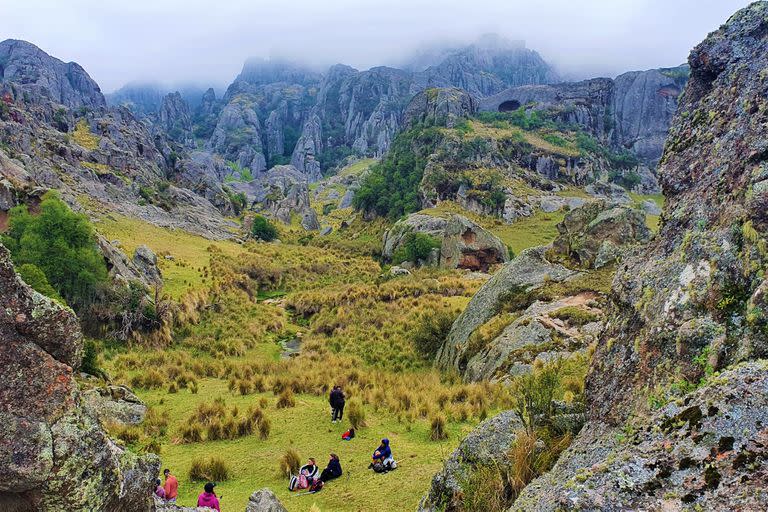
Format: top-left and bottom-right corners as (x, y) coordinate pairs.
(133, 379), (472, 512)
(630, 193), (664, 232)
(339, 158), (377, 178)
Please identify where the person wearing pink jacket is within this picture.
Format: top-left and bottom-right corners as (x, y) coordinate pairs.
(196, 482), (221, 511)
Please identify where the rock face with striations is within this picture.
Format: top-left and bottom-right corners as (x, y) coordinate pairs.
(403, 87), (478, 129)
(159, 91), (193, 145)
(0, 39), (105, 109)
(0, 244), (158, 511)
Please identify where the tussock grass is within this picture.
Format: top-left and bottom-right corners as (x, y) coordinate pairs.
(189, 455), (231, 482)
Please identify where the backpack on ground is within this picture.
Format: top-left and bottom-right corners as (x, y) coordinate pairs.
(288, 475), (299, 491)
(372, 462), (385, 473)
(309, 479), (324, 493)
(297, 473), (309, 489)
(387, 459), (398, 470)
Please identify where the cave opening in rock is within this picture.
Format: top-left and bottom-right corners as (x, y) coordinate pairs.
(498, 100), (521, 112)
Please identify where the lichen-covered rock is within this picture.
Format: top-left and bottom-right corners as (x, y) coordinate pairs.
(436, 246), (578, 372)
(159, 91), (193, 145)
(206, 98), (267, 173)
(0, 243), (158, 510)
(549, 200), (650, 268)
(245, 488), (288, 512)
(83, 385), (148, 426)
(512, 362), (768, 511)
(418, 411), (523, 512)
(133, 244), (162, 287)
(382, 213), (508, 271)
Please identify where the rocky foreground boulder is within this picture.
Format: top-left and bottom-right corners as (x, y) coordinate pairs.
(382, 213), (509, 271)
(0, 243), (158, 511)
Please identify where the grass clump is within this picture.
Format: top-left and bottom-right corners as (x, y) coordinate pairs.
(347, 398), (367, 429)
(189, 455), (231, 481)
(276, 389), (296, 409)
(549, 306), (600, 326)
(429, 413), (448, 441)
(279, 448), (301, 477)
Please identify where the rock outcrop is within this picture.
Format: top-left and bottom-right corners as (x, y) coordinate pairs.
(0, 244), (158, 510)
(159, 92), (193, 145)
(403, 87), (478, 129)
(418, 411), (524, 512)
(83, 385), (147, 426)
(382, 213), (509, 271)
(0, 39), (105, 109)
(245, 489), (288, 512)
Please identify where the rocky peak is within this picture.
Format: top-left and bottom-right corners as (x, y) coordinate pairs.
(231, 58), (322, 90)
(403, 87), (478, 128)
(159, 91), (193, 144)
(0, 39), (105, 109)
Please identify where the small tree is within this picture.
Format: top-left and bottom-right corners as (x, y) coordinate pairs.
(510, 361), (562, 434)
(251, 215), (278, 241)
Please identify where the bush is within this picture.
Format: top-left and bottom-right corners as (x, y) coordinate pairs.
(279, 448), (301, 477)
(347, 398), (367, 429)
(412, 309), (458, 359)
(276, 389), (295, 409)
(180, 423), (203, 443)
(460, 463), (510, 512)
(429, 413), (448, 441)
(189, 455), (231, 481)
(392, 232), (441, 264)
(2, 192), (108, 308)
(17, 263), (64, 303)
(251, 215), (278, 241)
(510, 361), (562, 434)
(80, 339), (103, 377)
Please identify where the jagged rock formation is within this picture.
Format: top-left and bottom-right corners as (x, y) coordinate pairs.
(382, 213), (509, 271)
(83, 385), (147, 426)
(403, 87), (478, 128)
(0, 40), (236, 239)
(0, 39), (105, 109)
(480, 65), (689, 175)
(435, 4), (768, 511)
(0, 244), (158, 510)
(159, 92), (193, 145)
(245, 489), (288, 512)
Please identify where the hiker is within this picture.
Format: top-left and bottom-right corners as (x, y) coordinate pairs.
(163, 469), (179, 503)
(329, 385), (345, 423)
(341, 427), (355, 441)
(320, 453), (343, 482)
(154, 478), (166, 500)
(370, 438), (396, 471)
(196, 482), (220, 511)
(299, 458), (319, 482)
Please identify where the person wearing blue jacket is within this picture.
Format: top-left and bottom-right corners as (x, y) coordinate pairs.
(371, 438), (394, 467)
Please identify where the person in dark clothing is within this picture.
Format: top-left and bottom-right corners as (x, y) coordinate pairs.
(371, 438), (393, 466)
(329, 385), (345, 423)
(320, 453), (343, 482)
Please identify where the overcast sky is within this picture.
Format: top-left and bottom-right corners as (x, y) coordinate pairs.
(0, 0), (753, 92)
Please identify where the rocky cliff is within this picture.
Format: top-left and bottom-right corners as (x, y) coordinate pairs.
(0, 39), (105, 109)
(0, 244), (158, 510)
(480, 65), (689, 172)
(429, 3), (768, 510)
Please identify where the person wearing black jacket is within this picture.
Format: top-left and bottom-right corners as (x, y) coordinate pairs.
(320, 453), (343, 482)
(329, 385), (345, 423)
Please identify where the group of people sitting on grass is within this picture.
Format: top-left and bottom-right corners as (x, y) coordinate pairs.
(289, 455), (344, 493)
(153, 468), (221, 511)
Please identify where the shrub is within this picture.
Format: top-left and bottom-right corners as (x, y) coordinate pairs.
(460, 463), (510, 512)
(80, 339), (103, 377)
(510, 361), (562, 434)
(429, 413), (448, 441)
(347, 398), (367, 429)
(412, 309), (458, 359)
(180, 423), (203, 443)
(17, 263), (64, 303)
(276, 389), (295, 409)
(189, 455), (231, 481)
(392, 232), (441, 264)
(279, 448), (301, 477)
(2, 192), (108, 308)
(251, 215), (278, 241)
(258, 416), (271, 440)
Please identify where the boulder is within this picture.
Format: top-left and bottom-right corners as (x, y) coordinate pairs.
(584, 182), (631, 204)
(0, 243), (158, 510)
(436, 246), (578, 372)
(245, 489), (288, 512)
(418, 411), (523, 512)
(550, 200), (650, 268)
(382, 213), (508, 271)
(133, 244), (162, 286)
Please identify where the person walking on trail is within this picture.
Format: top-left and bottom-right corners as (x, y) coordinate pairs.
(320, 453), (343, 482)
(163, 469), (178, 503)
(154, 478), (166, 500)
(196, 482), (221, 511)
(329, 385), (345, 423)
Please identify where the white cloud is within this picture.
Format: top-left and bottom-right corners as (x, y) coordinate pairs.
(0, 0), (752, 92)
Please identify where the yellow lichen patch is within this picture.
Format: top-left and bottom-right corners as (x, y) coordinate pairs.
(72, 119), (100, 150)
(81, 161), (111, 175)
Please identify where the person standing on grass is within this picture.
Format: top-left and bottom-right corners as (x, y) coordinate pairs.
(329, 385), (345, 423)
(163, 468), (178, 503)
(197, 482), (220, 511)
